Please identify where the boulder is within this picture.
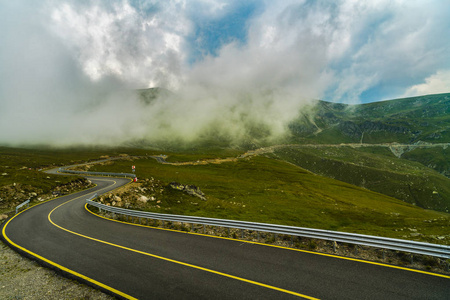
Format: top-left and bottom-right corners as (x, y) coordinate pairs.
(0, 214), (8, 220)
(138, 195), (149, 203)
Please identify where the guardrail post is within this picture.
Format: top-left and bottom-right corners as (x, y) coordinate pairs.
(162, 220), (165, 228)
(410, 254), (414, 264)
(382, 249), (385, 260)
(333, 241), (336, 253)
(257, 231), (260, 242)
(354, 245), (358, 256)
(227, 228), (230, 238)
(241, 229), (244, 239)
(203, 224), (205, 234)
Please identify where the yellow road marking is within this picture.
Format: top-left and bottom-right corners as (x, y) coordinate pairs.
(47, 191), (318, 299)
(2, 178), (137, 300)
(85, 205), (450, 280)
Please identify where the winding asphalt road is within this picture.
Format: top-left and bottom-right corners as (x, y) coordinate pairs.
(1, 174), (449, 299)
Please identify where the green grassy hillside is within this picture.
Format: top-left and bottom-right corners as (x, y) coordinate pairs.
(0, 146), (151, 214)
(289, 93), (450, 145)
(273, 146), (450, 213)
(89, 155), (450, 244)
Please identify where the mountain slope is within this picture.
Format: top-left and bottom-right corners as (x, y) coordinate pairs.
(273, 146), (450, 213)
(289, 93), (450, 144)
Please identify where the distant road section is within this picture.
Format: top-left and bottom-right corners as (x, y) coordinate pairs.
(2, 174), (449, 299)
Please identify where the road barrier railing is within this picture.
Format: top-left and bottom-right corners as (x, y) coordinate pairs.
(15, 199), (30, 214)
(59, 168), (136, 178)
(87, 198), (450, 259)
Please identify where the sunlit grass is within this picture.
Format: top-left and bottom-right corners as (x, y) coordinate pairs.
(90, 155), (450, 244)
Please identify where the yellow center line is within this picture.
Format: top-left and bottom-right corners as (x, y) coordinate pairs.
(2, 178), (137, 300)
(46, 181), (318, 299)
(84, 199), (450, 280)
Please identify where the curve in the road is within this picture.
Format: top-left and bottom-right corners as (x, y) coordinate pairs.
(46, 192), (317, 299)
(2, 175), (449, 299)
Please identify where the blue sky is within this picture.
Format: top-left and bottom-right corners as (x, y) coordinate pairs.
(1, 0), (450, 145)
(181, 0), (450, 103)
(3, 0), (446, 104)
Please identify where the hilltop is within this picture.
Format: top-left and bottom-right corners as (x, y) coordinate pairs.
(289, 93), (450, 145)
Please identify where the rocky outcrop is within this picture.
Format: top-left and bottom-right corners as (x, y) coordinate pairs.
(169, 182), (206, 201)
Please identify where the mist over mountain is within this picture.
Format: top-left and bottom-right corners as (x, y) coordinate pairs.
(1, 1), (450, 148)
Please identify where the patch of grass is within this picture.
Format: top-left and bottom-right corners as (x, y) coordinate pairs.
(274, 146), (450, 212)
(89, 155), (450, 244)
(163, 148), (244, 163)
(402, 147), (450, 177)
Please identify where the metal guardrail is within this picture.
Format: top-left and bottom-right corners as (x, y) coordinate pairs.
(87, 198), (450, 259)
(59, 168), (136, 178)
(16, 199), (30, 214)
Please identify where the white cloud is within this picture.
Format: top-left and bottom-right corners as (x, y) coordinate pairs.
(49, 0), (190, 89)
(403, 70), (450, 97)
(1, 0), (449, 147)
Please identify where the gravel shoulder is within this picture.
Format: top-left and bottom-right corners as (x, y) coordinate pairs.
(1, 240), (113, 300)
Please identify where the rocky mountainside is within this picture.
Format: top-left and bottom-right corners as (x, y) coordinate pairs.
(289, 93), (450, 144)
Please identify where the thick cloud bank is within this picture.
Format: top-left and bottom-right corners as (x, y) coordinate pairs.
(0, 1), (449, 147)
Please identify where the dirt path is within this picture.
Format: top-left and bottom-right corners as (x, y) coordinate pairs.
(151, 142), (449, 166)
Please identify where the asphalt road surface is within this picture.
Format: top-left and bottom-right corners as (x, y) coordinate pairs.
(2, 176), (449, 299)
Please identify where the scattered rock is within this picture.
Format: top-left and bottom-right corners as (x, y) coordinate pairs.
(169, 182), (206, 200)
(0, 214), (8, 220)
(138, 195), (149, 203)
